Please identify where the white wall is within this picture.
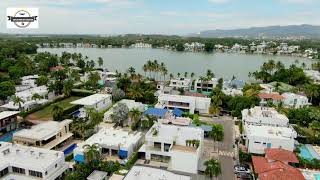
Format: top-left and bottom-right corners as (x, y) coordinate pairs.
(246, 136), (295, 154)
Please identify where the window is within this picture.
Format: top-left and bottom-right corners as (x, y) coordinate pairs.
(55, 164), (57, 168)
(254, 141), (261, 144)
(29, 170), (43, 178)
(0, 168), (9, 177)
(12, 167), (25, 174)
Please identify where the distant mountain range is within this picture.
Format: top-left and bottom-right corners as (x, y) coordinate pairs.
(189, 24), (320, 39)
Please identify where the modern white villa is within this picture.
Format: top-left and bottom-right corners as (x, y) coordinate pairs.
(304, 70), (320, 84)
(73, 127), (142, 163)
(13, 119), (73, 150)
(0, 111), (20, 133)
(155, 93), (211, 114)
(104, 99), (145, 123)
(282, 92), (311, 109)
(139, 122), (204, 174)
(0, 142), (69, 180)
(124, 165), (191, 180)
(169, 78), (191, 90)
(244, 124), (297, 154)
(71, 93), (112, 118)
(1, 85), (54, 111)
(241, 106), (289, 127)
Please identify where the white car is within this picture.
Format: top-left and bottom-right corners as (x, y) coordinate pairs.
(234, 166), (251, 174)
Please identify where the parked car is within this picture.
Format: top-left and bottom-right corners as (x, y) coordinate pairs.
(236, 172), (253, 180)
(234, 165), (251, 174)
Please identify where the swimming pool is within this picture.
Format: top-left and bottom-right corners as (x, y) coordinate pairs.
(0, 130), (17, 142)
(299, 145), (320, 160)
(63, 143), (77, 156)
(315, 174), (320, 180)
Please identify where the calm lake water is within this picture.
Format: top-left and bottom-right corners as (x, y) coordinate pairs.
(38, 48), (313, 80)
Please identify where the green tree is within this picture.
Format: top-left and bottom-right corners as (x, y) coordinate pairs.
(12, 95), (25, 110)
(0, 81), (15, 100)
(83, 143), (101, 163)
(36, 75), (49, 86)
(63, 79), (74, 97)
(98, 57), (103, 67)
(204, 159), (222, 179)
(52, 104), (64, 121)
(176, 43), (185, 51)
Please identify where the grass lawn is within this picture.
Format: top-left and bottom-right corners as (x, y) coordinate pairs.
(27, 96), (82, 121)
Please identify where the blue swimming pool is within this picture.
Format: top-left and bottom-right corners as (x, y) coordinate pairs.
(0, 130), (17, 142)
(63, 143), (77, 156)
(315, 174), (320, 180)
(299, 145), (320, 160)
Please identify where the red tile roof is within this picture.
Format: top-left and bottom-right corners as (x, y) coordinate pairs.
(265, 148), (299, 163)
(50, 65), (65, 71)
(258, 93), (285, 100)
(184, 91), (208, 98)
(252, 156), (304, 180)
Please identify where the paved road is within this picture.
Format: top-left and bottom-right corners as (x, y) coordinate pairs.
(201, 116), (236, 180)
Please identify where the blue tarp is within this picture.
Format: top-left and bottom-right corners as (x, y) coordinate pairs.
(74, 154), (85, 163)
(118, 150), (128, 158)
(172, 108), (183, 117)
(143, 108), (168, 118)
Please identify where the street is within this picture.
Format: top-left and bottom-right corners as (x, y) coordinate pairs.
(201, 116), (236, 180)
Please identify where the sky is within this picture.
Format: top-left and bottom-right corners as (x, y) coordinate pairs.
(0, 0), (319, 35)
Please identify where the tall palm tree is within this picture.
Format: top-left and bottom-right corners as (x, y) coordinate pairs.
(177, 72), (181, 78)
(304, 84), (319, 104)
(190, 72), (195, 79)
(83, 143), (101, 163)
(204, 159), (221, 179)
(169, 73), (174, 80)
(63, 80), (74, 97)
(12, 96), (25, 110)
(184, 72), (188, 78)
(143, 64), (148, 77)
(52, 104), (64, 121)
(98, 57), (103, 67)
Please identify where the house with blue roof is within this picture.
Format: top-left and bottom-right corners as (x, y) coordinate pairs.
(143, 108), (169, 119)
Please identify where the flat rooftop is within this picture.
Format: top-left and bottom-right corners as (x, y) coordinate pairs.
(0, 111), (20, 120)
(0, 142), (64, 171)
(13, 119), (72, 141)
(245, 124), (297, 139)
(71, 93), (111, 106)
(146, 123), (203, 145)
(77, 127), (142, 150)
(124, 165), (191, 180)
(87, 170), (108, 180)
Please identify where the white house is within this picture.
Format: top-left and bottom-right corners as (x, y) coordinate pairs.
(304, 70), (320, 84)
(1, 85), (53, 111)
(282, 93), (311, 109)
(241, 106), (289, 127)
(73, 127), (142, 163)
(124, 165), (191, 180)
(193, 78), (219, 93)
(169, 78), (191, 90)
(244, 124), (297, 154)
(156, 93), (211, 114)
(140, 122), (204, 174)
(0, 142), (68, 180)
(13, 119), (73, 150)
(256, 41), (268, 53)
(104, 99), (145, 123)
(71, 93), (112, 118)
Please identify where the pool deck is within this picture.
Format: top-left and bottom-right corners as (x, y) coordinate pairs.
(306, 144), (320, 160)
(301, 169), (320, 180)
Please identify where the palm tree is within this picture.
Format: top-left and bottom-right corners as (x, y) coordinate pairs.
(184, 72), (188, 78)
(83, 143), (101, 163)
(32, 93), (43, 102)
(169, 73), (174, 80)
(204, 159), (221, 179)
(127, 86), (143, 100)
(12, 96), (25, 110)
(190, 72), (195, 79)
(177, 72), (181, 78)
(143, 64), (148, 77)
(304, 84), (319, 104)
(71, 123), (87, 140)
(128, 108), (142, 125)
(209, 104), (221, 116)
(98, 57), (103, 67)
(52, 104), (64, 121)
(63, 80), (74, 97)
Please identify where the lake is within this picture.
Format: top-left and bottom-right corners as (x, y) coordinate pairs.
(38, 48), (313, 80)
